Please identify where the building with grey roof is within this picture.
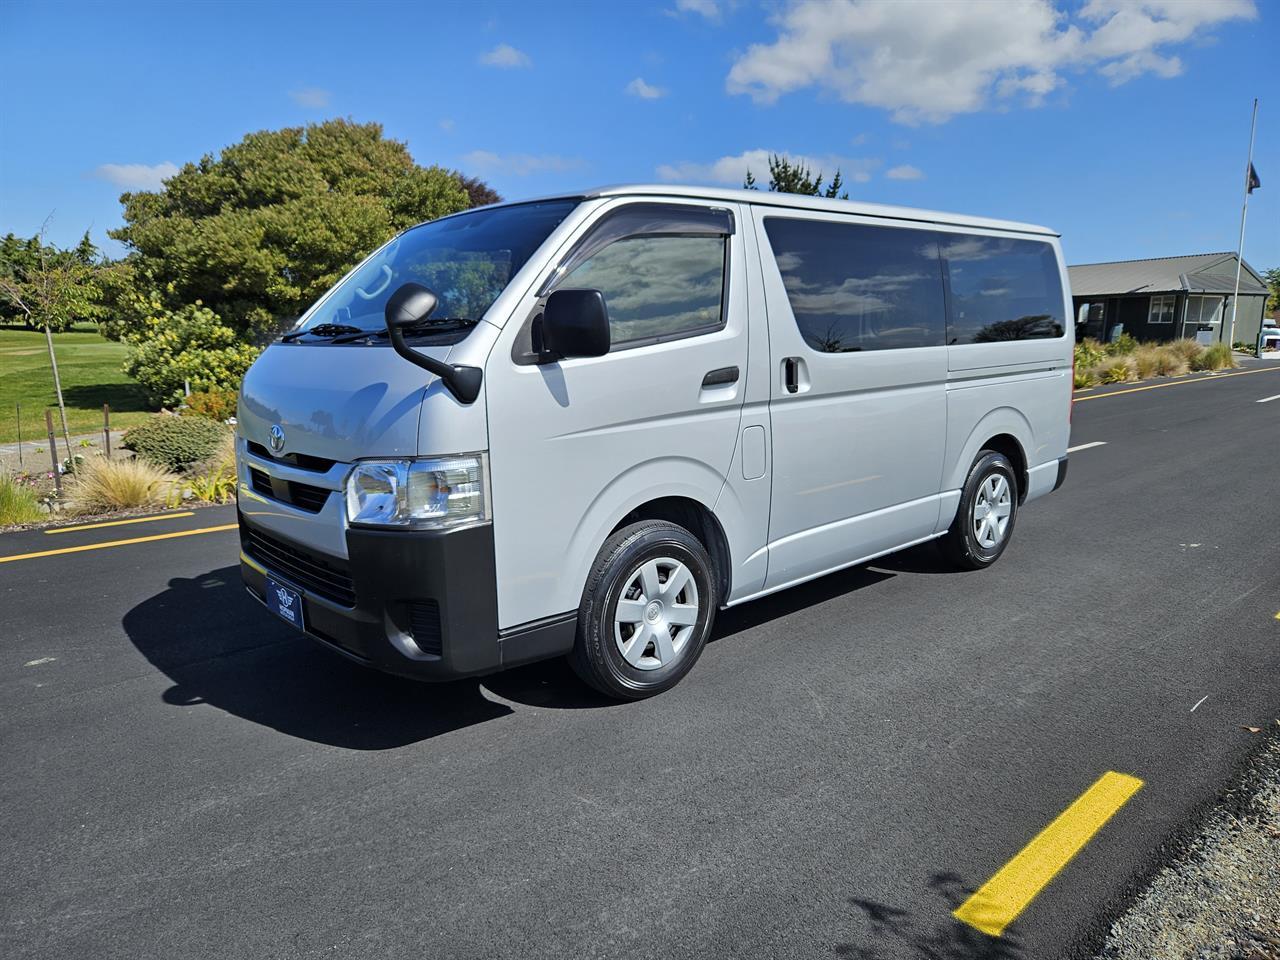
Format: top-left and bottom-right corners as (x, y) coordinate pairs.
(1067, 252), (1268, 346)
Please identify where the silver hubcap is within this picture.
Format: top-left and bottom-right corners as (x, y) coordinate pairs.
(614, 557), (699, 671)
(973, 473), (1012, 549)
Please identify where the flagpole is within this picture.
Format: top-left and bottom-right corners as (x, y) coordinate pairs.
(1226, 97), (1258, 348)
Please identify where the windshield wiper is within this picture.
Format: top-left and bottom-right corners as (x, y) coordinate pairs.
(281, 323), (366, 342)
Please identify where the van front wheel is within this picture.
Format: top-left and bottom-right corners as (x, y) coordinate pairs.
(571, 520), (716, 700)
(942, 450), (1019, 570)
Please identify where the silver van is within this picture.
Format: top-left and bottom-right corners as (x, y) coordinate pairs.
(237, 185), (1072, 699)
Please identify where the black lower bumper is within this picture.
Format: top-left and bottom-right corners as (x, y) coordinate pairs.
(238, 512), (573, 681)
(1053, 456), (1069, 492)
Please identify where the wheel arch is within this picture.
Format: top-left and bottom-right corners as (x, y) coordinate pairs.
(611, 496), (732, 605)
(947, 407), (1035, 503)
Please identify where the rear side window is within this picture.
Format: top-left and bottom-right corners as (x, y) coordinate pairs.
(560, 234), (727, 346)
(763, 218), (946, 352)
(941, 235), (1065, 344)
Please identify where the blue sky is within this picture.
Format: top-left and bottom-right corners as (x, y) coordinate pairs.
(1, 0), (1276, 271)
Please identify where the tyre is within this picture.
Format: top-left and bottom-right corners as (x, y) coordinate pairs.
(570, 520), (717, 700)
(941, 450), (1019, 570)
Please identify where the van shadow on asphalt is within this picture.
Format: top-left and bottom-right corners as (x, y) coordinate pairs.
(835, 873), (1024, 959)
(122, 546), (940, 750)
(122, 565), (515, 750)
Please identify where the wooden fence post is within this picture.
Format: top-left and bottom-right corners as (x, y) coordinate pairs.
(103, 403), (111, 457)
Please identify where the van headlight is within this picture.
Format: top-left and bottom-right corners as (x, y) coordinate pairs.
(345, 454), (489, 529)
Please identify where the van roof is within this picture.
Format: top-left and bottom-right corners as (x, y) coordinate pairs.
(497, 183), (1058, 238)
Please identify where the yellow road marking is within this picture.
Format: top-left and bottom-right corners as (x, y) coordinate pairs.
(953, 771), (1143, 938)
(1074, 366), (1280, 402)
(0, 524), (237, 564)
(43, 511), (194, 535)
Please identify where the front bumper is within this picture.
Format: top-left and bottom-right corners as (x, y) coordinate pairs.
(238, 512), (571, 680)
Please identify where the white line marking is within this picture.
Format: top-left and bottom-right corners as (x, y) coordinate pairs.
(24, 657), (57, 667)
(1191, 695), (1208, 713)
(1256, 394), (1280, 404)
(1067, 441), (1108, 453)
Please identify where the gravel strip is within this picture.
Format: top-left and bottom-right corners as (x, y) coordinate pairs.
(1096, 737), (1280, 960)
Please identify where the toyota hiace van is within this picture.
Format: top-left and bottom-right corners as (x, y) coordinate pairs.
(237, 185), (1072, 699)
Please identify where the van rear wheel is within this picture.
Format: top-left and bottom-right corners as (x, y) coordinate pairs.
(942, 450), (1019, 570)
(571, 520), (716, 700)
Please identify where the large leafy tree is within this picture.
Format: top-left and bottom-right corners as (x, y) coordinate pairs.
(110, 119), (488, 335)
(744, 155), (849, 199)
(1264, 266), (1280, 314)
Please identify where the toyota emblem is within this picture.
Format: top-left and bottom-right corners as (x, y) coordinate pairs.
(268, 424), (285, 453)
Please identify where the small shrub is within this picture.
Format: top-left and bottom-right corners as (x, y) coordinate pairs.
(1132, 347), (1160, 379)
(66, 456), (178, 514)
(0, 473), (43, 526)
(1074, 338), (1109, 370)
(122, 415), (230, 470)
(1193, 342), (1235, 372)
(1100, 359), (1135, 384)
(182, 388), (239, 423)
(1154, 347), (1189, 377)
(1105, 332), (1138, 356)
(1169, 338), (1203, 363)
(185, 433), (237, 504)
(1073, 365), (1098, 389)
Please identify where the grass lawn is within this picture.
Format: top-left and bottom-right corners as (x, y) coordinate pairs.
(0, 324), (155, 445)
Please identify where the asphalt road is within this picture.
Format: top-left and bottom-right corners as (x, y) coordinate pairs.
(3, 362), (1279, 960)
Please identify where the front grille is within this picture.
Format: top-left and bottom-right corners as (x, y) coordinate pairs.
(248, 465), (331, 514)
(242, 524), (356, 607)
(247, 441), (336, 473)
(408, 601), (443, 657)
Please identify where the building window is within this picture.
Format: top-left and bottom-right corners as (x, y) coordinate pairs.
(762, 218), (946, 352)
(1148, 295), (1176, 324)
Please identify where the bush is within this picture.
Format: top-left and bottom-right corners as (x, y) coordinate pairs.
(182, 388), (239, 423)
(66, 456), (178, 514)
(1073, 365), (1098, 389)
(1169, 339), (1202, 363)
(1106, 332), (1139, 356)
(184, 433), (237, 503)
(0, 473), (43, 525)
(1193, 342), (1235, 372)
(123, 302), (261, 407)
(122, 414), (231, 469)
(1075, 338), (1108, 370)
(1132, 346), (1160, 380)
(1100, 359), (1134, 384)
(1154, 347), (1189, 377)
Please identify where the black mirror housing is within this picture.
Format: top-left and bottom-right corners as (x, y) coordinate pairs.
(382, 282), (482, 405)
(541, 289), (610, 360)
(385, 282), (439, 328)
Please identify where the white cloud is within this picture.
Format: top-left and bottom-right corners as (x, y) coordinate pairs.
(726, 0), (1255, 124)
(92, 162), (179, 191)
(625, 77), (667, 99)
(657, 148), (876, 187)
(885, 164), (924, 180)
(479, 43), (532, 68)
(289, 87), (331, 108)
(461, 150), (582, 176)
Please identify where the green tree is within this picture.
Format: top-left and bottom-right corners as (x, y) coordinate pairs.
(0, 223), (103, 460)
(743, 155), (849, 199)
(1264, 266), (1280, 313)
(110, 119), (488, 337)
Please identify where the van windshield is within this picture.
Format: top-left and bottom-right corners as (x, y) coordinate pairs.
(291, 200), (578, 342)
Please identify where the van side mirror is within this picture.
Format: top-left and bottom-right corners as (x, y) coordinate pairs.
(539, 289), (610, 361)
(383, 282), (483, 405)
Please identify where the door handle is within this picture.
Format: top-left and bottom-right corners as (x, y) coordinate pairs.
(701, 366), (740, 388)
(783, 357), (800, 394)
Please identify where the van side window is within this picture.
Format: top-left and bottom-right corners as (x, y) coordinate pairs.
(561, 234), (727, 347)
(941, 235), (1065, 344)
(762, 218), (945, 352)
